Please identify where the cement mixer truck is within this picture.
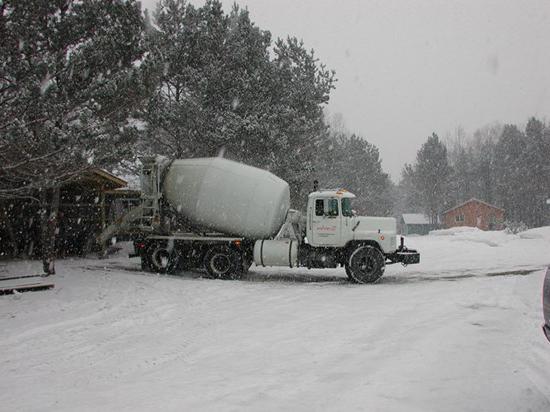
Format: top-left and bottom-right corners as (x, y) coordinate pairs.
(102, 156), (419, 283)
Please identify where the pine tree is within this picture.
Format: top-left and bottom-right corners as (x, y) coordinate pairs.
(142, 0), (334, 206)
(470, 123), (501, 204)
(268, 36), (334, 203)
(522, 117), (549, 226)
(314, 119), (393, 216)
(396, 163), (423, 215)
(0, 0), (147, 273)
(494, 124), (526, 225)
(449, 145), (472, 204)
(413, 133), (451, 224)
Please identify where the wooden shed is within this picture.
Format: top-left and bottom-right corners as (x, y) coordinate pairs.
(442, 198), (505, 231)
(0, 169), (140, 257)
(400, 213), (435, 235)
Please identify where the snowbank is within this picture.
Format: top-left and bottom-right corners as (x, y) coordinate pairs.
(518, 226), (550, 240)
(389, 226), (550, 281)
(429, 226), (483, 236)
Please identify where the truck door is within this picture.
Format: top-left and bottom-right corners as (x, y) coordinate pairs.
(310, 198), (342, 246)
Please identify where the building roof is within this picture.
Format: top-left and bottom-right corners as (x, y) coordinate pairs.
(90, 169), (128, 188)
(71, 169), (128, 190)
(402, 213), (430, 225)
(443, 198), (505, 215)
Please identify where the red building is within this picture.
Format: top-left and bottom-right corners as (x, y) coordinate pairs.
(442, 198), (505, 231)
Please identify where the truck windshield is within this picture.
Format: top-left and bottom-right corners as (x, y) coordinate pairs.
(342, 198), (353, 217)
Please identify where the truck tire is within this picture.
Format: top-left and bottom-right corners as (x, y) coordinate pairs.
(203, 246), (241, 280)
(144, 242), (180, 274)
(346, 245), (385, 284)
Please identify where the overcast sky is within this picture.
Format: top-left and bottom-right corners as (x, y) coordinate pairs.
(141, 0), (550, 180)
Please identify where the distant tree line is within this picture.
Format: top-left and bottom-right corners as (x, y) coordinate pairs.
(398, 118), (550, 228)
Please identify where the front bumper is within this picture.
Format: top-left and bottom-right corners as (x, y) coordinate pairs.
(391, 250), (420, 265)
(386, 236), (420, 265)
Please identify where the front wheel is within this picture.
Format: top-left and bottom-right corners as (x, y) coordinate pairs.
(345, 245), (385, 284)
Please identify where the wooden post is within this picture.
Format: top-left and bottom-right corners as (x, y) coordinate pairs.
(0, 200), (18, 256)
(42, 187), (60, 275)
(100, 185), (106, 230)
(5, 217), (19, 257)
(39, 189), (48, 267)
(95, 185), (107, 256)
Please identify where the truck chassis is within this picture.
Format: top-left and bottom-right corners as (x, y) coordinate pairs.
(132, 232), (419, 283)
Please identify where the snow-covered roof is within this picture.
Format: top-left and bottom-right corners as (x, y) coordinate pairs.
(443, 198), (504, 215)
(402, 213), (430, 225)
(308, 189), (356, 199)
(76, 169), (127, 190)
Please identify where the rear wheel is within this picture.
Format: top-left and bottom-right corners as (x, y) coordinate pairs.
(203, 246), (241, 279)
(143, 242), (180, 274)
(345, 245), (385, 284)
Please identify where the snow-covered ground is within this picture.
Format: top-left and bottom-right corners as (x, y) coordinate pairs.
(1, 227), (550, 411)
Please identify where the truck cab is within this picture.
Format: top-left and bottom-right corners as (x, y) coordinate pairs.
(306, 189), (397, 254)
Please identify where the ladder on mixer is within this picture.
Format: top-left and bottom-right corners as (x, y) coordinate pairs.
(139, 196), (160, 229)
(138, 158), (162, 230)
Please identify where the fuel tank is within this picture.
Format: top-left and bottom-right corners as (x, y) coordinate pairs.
(253, 239), (298, 267)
